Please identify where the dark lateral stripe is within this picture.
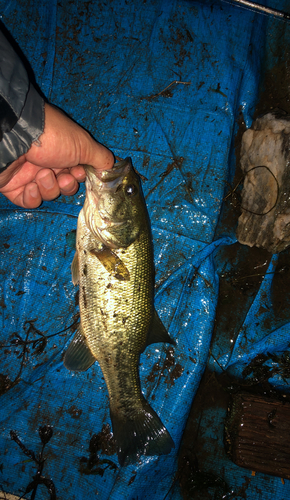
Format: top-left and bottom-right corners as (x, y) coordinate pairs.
(0, 95), (18, 141)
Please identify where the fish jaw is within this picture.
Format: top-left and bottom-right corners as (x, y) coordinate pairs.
(83, 162), (130, 248)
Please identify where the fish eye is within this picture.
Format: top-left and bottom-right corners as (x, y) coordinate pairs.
(125, 184), (137, 196)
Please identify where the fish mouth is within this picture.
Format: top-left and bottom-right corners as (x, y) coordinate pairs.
(85, 159), (131, 189)
(83, 158), (136, 247)
(84, 160), (132, 212)
(99, 159), (131, 183)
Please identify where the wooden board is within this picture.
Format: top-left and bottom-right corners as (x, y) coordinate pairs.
(225, 392), (290, 478)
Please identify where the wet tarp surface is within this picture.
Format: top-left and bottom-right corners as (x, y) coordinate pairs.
(0, 0), (289, 498)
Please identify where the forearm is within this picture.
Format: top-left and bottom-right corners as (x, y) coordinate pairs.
(0, 28), (114, 208)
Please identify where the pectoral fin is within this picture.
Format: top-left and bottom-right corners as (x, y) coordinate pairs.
(64, 324), (97, 372)
(145, 309), (175, 348)
(90, 246), (130, 281)
(71, 251), (79, 285)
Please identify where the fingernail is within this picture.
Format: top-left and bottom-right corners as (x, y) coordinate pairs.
(28, 184), (39, 199)
(39, 171), (55, 189)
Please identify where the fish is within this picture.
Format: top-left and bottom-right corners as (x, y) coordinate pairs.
(64, 158), (174, 465)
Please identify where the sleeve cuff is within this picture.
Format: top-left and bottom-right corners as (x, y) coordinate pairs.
(0, 84), (45, 171)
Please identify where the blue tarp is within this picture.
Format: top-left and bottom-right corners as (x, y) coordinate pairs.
(0, 0), (289, 498)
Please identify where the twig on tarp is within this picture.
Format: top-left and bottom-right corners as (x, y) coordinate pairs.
(10, 426), (56, 500)
(153, 80), (191, 97)
(0, 316), (79, 395)
(142, 80), (191, 100)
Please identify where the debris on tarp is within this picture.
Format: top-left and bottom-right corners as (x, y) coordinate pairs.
(237, 110), (290, 253)
(225, 392), (290, 478)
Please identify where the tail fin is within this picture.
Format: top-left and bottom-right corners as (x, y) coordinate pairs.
(110, 400), (174, 466)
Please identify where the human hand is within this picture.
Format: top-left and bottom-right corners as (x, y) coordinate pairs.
(0, 103), (114, 208)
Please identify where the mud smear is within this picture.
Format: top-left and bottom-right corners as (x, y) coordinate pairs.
(214, 108), (246, 240)
(178, 370), (232, 500)
(254, 19), (290, 119)
(241, 351), (290, 388)
(213, 242), (272, 358)
(79, 424), (117, 476)
(178, 448), (231, 500)
(0, 373), (13, 396)
(272, 247), (290, 320)
(255, 60), (290, 116)
(128, 473), (137, 486)
(146, 347), (184, 390)
(67, 405), (83, 419)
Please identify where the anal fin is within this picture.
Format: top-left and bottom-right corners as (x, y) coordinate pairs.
(64, 324), (96, 372)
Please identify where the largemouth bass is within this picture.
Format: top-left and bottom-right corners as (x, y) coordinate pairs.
(64, 158), (174, 465)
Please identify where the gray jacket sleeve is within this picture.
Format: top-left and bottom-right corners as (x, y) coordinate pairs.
(0, 30), (44, 171)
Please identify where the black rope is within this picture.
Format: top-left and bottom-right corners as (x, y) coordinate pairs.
(240, 165), (280, 216)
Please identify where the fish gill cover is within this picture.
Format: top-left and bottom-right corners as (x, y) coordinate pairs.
(0, 0), (289, 499)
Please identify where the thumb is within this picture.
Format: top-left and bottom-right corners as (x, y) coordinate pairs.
(83, 135), (115, 171)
